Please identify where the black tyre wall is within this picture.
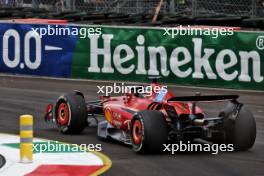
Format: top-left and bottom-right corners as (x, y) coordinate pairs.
(220, 101), (256, 151)
(55, 92), (87, 134)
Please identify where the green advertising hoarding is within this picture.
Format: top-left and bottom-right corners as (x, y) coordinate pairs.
(72, 25), (264, 90)
(1, 23), (262, 90)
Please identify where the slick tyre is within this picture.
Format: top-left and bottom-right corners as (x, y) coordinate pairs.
(131, 110), (168, 154)
(219, 101), (256, 151)
(55, 92), (86, 134)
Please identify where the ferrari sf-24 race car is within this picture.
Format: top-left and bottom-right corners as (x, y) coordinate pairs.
(44, 80), (256, 153)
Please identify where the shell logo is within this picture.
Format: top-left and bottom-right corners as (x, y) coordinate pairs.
(104, 108), (113, 123)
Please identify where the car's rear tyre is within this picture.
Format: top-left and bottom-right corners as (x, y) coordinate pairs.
(131, 110), (168, 154)
(219, 101), (256, 151)
(55, 92), (87, 134)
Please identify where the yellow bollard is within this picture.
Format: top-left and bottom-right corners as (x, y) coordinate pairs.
(20, 115), (33, 163)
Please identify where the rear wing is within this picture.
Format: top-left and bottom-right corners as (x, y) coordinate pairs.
(167, 95), (239, 102)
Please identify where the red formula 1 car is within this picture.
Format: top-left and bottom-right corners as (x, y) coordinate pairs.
(44, 79), (256, 153)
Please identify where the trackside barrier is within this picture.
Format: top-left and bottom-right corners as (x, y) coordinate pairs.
(20, 115), (33, 163)
(0, 22), (263, 90)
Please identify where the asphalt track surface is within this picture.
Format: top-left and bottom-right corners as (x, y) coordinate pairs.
(0, 75), (263, 176)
